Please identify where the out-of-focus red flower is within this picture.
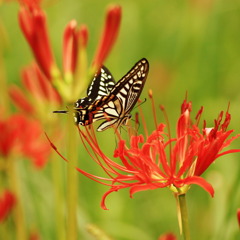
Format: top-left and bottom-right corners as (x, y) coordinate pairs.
(237, 209), (240, 228)
(0, 113), (51, 168)
(51, 97), (240, 209)
(18, 4), (56, 79)
(158, 233), (177, 240)
(92, 5), (121, 70)
(29, 231), (41, 240)
(0, 190), (16, 222)
(9, 63), (62, 118)
(18, 0), (41, 9)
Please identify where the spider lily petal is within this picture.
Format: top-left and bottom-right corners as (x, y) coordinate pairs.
(0, 190), (16, 222)
(63, 20), (79, 75)
(237, 209), (240, 228)
(158, 232), (177, 240)
(92, 5), (121, 70)
(63, 23), (88, 76)
(21, 63), (62, 104)
(18, 6), (56, 79)
(8, 85), (35, 115)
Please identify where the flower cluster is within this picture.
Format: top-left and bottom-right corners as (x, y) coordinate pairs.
(60, 97), (240, 210)
(18, 0), (121, 103)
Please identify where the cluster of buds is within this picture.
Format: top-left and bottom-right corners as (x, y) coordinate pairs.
(18, 1), (122, 103)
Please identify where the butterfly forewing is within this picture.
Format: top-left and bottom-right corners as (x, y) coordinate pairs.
(75, 66), (115, 109)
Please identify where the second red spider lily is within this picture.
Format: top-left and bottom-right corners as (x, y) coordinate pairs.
(0, 190), (16, 223)
(0, 112), (51, 168)
(18, 1), (121, 103)
(51, 96), (240, 210)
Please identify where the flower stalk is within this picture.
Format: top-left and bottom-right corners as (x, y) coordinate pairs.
(51, 152), (66, 240)
(66, 110), (79, 240)
(7, 157), (26, 240)
(177, 193), (191, 240)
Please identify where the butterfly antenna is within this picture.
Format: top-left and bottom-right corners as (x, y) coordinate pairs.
(133, 98), (147, 111)
(53, 106), (70, 114)
(53, 110), (68, 114)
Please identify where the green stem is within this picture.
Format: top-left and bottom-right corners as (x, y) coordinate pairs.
(7, 158), (27, 240)
(66, 115), (79, 240)
(51, 153), (66, 240)
(178, 194), (191, 240)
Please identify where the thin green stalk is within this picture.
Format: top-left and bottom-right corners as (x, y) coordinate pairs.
(7, 157), (27, 240)
(178, 194), (191, 240)
(66, 115), (79, 240)
(51, 152), (66, 240)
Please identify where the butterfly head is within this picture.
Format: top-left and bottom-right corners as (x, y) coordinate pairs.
(74, 109), (92, 126)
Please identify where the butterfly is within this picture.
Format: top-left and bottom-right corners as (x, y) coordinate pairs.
(74, 58), (149, 131)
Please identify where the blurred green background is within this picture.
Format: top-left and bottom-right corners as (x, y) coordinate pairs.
(1, 0), (240, 239)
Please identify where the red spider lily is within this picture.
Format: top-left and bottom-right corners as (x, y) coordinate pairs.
(237, 209), (240, 228)
(9, 63), (62, 117)
(18, 2), (121, 78)
(0, 190), (16, 222)
(0, 113), (51, 168)
(29, 231), (41, 240)
(158, 233), (177, 240)
(50, 97), (240, 210)
(18, 2), (121, 102)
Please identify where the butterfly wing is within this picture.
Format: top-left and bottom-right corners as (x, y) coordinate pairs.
(75, 66), (115, 109)
(95, 58), (149, 131)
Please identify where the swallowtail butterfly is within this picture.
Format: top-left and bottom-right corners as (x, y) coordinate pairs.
(74, 58), (149, 131)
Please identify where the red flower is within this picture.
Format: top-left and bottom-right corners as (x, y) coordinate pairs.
(0, 113), (51, 168)
(58, 97), (240, 210)
(0, 190), (16, 222)
(158, 233), (177, 240)
(29, 231), (41, 240)
(237, 209), (240, 228)
(49, 97), (240, 209)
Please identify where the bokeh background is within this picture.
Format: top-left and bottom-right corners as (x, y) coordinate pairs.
(1, 0), (240, 239)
